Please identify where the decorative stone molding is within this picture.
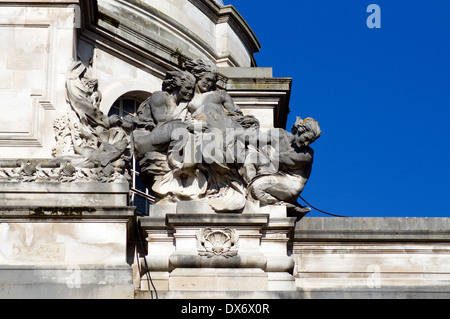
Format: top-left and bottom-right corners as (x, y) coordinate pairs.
(0, 159), (128, 184)
(94, 0), (259, 68)
(196, 228), (239, 258)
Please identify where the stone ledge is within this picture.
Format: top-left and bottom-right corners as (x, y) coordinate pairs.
(295, 217), (450, 242)
(295, 286), (450, 299)
(0, 206), (136, 219)
(0, 180), (130, 207)
(134, 290), (300, 299)
(219, 67), (273, 78)
(0, 180), (130, 193)
(167, 214), (270, 227)
(134, 286), (450, 299)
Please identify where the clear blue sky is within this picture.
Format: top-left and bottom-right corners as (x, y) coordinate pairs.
(227, 0), (450, 217)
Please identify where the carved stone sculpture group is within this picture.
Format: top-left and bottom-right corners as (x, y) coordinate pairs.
(130, 58), (321, 216)
(25, 58), (321, 217)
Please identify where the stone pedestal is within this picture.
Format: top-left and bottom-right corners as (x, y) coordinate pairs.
(138, 201), (297, 295)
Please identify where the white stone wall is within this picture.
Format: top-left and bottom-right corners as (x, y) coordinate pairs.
(215, 19), (252, 67)
(0, 4), (77, 159)
(293, 218), (450, 292)
(139, 0), (217, 45)
(0, 221), (128, 266)
(294, 242), (450, 289)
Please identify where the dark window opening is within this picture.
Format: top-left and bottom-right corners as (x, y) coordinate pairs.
(109, 95), (155, 216)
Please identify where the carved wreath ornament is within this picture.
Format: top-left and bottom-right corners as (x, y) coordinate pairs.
(196, 228), (239, 258)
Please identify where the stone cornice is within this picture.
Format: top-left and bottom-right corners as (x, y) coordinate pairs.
(189, 0), (261, 55)
(77, 0), (261, 68)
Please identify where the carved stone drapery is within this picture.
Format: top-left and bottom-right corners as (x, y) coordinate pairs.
(51, 61), (132, 183)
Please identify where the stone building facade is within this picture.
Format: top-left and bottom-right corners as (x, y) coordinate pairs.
(0, 0), (449, 299)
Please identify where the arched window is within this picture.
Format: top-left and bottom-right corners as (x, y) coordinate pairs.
(108, 92), (155, 216)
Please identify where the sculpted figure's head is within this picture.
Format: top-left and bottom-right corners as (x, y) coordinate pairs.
(185, 59), (218, 93)
(162, 70), (196, 101)
(292, 117), (322, 149)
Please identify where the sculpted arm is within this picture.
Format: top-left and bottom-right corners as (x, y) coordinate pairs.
(147, 91), (170, 125)
(279, 146), (314, 168)
(221, 90), (243, 116)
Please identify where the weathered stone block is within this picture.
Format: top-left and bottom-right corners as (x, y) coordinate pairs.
(169, 268), (268, 291)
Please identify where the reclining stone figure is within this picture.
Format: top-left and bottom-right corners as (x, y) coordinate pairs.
(131, 58), (321, 216)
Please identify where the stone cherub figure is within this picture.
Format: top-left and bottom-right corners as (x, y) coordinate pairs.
(133, 60), (259, 212)
(132, 70), (209, 201)
(132, 70), (196, 162)
(182, 58), (260, 212)
(242, 117), (321, 217)
(184, 58), (248, 133)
